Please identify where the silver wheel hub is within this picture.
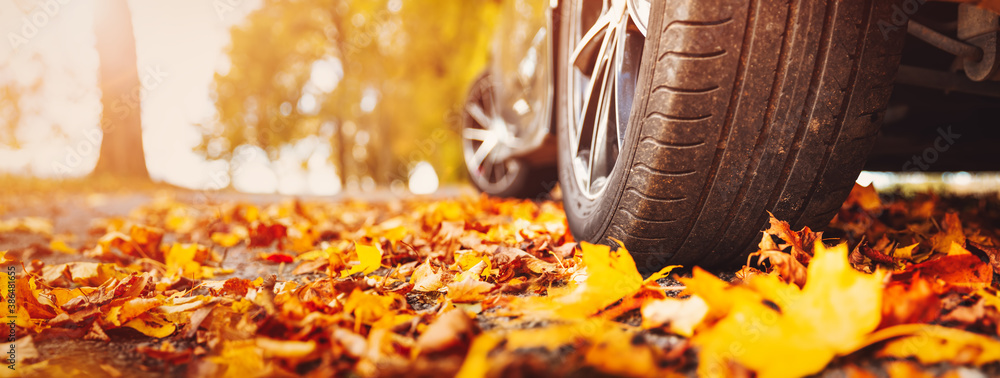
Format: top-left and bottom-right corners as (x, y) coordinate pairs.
(566, 0), (650, 198)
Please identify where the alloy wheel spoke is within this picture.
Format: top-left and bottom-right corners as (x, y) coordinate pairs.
(465, 103), (493, 131)
(589, 29), (617, 186)
(472, 136), (498, 170)
(570, 13), (611, 74)
(573, 20), (615, 158)
(463, 128), (491, 142)
(614, 15), (641, 149)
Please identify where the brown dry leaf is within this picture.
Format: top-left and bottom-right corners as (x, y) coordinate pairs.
(129, 224), (165, 261)
(65, 262), (130, 286)
(749, 246), (807, 287)
(411, 260), (444, 292)
(969, 240), (1000, 275)
(248, 222), (287, 248)
(415, 309), (476, 355)
(764, 212), (822, 264)
(446, 276), (494, 303)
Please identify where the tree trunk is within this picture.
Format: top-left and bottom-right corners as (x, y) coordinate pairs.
(92, 0), (149, 179)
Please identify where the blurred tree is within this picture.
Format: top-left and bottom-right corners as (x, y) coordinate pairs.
(92, 0), (149, 179)
(206, 0), (499, 188)
(0, 67), (41, 149)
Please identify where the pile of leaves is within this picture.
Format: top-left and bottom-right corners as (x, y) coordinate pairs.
(4, 185), (1000, 377)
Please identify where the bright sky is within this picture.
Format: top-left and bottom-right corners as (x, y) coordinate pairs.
(0, 0), (339, 191)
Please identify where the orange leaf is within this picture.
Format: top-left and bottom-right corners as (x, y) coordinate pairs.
(900, 242), (992, 292)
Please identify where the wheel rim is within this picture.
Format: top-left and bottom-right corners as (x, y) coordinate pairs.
(566, 0), (649, 198)
(462, 77), (522, 192)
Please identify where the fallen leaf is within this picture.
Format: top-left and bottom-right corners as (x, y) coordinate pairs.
(49, 239), (77, 254)
(868, 323), (1000, 366)
(258, 252), (294, 264)
(124, 312), (176, 338)
(512, 241), (643, 318)
(879, 276), (940, 328)
(416, 309), (476, 355)
(411, 261), (444, 292)
(929, 212), (966, 254)
(341, 242), (382, 278)
(844, 183), (882, 212)
(446, 276), (494, 303)
(255, 338), (316, 359)
(640, 296), (708, 337)
(898, 242), (992, 292)
(691, 242), (885, 378)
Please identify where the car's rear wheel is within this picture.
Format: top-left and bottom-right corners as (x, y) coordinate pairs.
(556, 0), (906, 270)
(463, 72), (557, 198)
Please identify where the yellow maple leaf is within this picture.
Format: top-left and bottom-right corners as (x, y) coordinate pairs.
(458, 319), (675, 378)
(382, 225), (409, 243)
(343, 289), (395, 332)
(340, 242), (382, 278)
(455, 333), (503, 378)
(123, 312), (176, 338)
(165, 243), (203, 279)
(211, 231), (243, 248)
(453, 250), (493, 276)
(510, 241), (643, 318)
(49, 239), (77, 254)
(868, 324), (1000, 366)
(690, 242), (885, 378)
(208, 340), (266, 378)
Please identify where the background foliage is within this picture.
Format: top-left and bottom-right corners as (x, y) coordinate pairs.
(205, 0), (501, 187)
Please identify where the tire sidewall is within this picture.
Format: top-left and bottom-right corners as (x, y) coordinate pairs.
(556, 0), (661, 244)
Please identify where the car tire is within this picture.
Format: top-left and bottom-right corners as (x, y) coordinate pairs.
(556, 0), (906, 270)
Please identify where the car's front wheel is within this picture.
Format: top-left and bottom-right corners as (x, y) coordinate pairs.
(556, 0), (906, 270)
